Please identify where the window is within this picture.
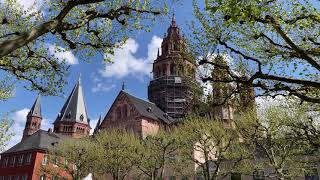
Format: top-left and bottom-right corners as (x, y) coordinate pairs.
(116, 107), (121, 119)
(64, 159), (68, 166)
(25, 153), (32, 164)
(169, 176), (176, 180)
(2, 157), (9, 167)
(42, 154), (48, 165)
(305, 167), (319, 180)
(181, 176), (189, 180)
(18, 154), (24, 166)
(80, 114), (84, 121)
(21, 175), (28, 180)
(13, 176), (19, 180)
(231, 173), (242, 180)
(253, 169), (265, 180)
(9, 156), (16, 167)
(0, 176), (4, 180)
(7, 176), (12, 180)
(52, 176), (58, 180)
(53, 158), (59, 166)
(123, 105), (129, 117)
(39, 175), (46, 180)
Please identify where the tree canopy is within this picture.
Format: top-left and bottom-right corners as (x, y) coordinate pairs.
(0, 0), (169, 98)
(191, 0), (320, 104)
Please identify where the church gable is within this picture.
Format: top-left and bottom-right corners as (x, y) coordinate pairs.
(99, 91), (142, 133)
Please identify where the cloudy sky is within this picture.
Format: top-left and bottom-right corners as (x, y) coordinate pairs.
(1, 0), (196, 149)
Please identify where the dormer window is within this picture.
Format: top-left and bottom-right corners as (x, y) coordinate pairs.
(80, 114), (84, 121)
(147, 107), (153, 113)
(66, 112), (71, 119)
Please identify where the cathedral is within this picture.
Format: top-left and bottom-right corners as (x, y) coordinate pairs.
(0, 17), (251, 180)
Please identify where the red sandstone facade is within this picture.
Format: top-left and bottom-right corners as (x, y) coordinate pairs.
(98, 90), (172, 138)
(1, 78), (89, 180)
(0, 136), (72, 180)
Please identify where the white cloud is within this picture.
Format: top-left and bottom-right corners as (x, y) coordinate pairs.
(92, 83), (116, 93)
(17, 0), (37, 9)
(100, 36), (162, 79)
(7, 108), (29, 149)
(6, 109), (53, 150)
(91, 75), (116, 93)
(16, 0), (44, 16)
(48, 44), (79, 65)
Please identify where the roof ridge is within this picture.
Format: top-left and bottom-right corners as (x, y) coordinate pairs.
(29, 94), (42, 117)
(122, 90), (155, 105)
(60, 83), (78, 122)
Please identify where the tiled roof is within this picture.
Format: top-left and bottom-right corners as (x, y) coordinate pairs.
(122, 91), (175, 124)
(54, 77), (89, 125)
(3, 130), (65, 154)
(28, 95), (41, 118)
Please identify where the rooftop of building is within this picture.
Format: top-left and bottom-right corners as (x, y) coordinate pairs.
(3, 130), (66, 154)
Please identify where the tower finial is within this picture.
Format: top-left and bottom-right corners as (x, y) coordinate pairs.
(171, 12), (176, 27)
(157, 48), (160, 57)
(122, 81), (125, 91)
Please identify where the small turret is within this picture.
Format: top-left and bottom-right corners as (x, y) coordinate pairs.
(22, 95), (42, 140)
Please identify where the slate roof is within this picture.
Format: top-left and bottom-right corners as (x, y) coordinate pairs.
(3, 130), (65, 154)
(54, 77), (89, 125)
(122, 91), (175, 124)
(28, 95), (41, 118)
(94, 115), (101, 131)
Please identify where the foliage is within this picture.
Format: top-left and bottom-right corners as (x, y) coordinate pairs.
(175, 114), (251, 180)
(137, 130), (179, 179)
(94, 130), (141, 180)
(0, 114), (13, 152)
(48, 137), (99, 180)
(191, 0), (320, 104)
(236, 104), (318, 179)
(0, 0), (169, 96)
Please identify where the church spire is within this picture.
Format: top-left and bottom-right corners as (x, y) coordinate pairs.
(55, 78), (89, 125)
(29, 94), (42, 117)
(53, 78), (90, 138)
(22, 94), (42, 140)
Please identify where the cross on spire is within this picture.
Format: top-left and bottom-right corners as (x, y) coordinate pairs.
(171, 13), (176, 27)
(122, 81), (125, 91)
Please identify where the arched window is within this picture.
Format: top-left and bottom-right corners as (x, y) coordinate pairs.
(116, 107), (122, 119)
(170, 64), (175, 75)
(123, 105), (128, 117)
(162, 64), (166, 76)
(40, 175), (46, 180)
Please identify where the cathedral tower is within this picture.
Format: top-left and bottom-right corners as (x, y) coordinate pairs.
(53, 77), (91, 138)
(148, 16), (197, 119)
(211, 55), (235, 128)
(22, 95), (42, 140)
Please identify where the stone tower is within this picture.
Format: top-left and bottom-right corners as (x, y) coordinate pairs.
(148, 16), (197, 119)
(53, 77), (91, 138)
(211, 55), (235, 128)
(22, 95), (42, 140)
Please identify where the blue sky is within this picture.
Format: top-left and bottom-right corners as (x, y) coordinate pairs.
(2, 0), (195, 148)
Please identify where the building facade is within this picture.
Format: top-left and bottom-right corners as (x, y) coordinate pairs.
(0, 78), (89, 180)
(148, 16), (198, 119)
